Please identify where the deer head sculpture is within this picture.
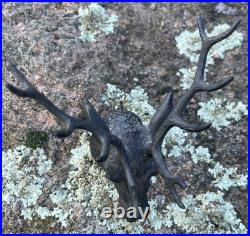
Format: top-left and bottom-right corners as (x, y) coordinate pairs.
(6, 17), (240, 221)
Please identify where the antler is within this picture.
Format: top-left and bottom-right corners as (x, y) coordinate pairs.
(149, 16), (241, 208)
(6, 62), (110, 161)
(6, 63), (139, 209)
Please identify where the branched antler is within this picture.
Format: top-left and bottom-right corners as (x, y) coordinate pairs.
(149, 16), (241, 208)
(6, 62), (110, 161)
(6, 63), (139, 209)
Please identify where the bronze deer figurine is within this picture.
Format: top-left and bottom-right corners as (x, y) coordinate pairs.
(6, 16), (240, 221)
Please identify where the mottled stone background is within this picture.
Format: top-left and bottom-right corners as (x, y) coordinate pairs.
(2, 2), (248, 233)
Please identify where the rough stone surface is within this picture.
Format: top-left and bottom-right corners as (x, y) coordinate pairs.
(2, 2), (248, 233)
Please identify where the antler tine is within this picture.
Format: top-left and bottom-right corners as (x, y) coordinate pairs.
(149, 91), (173, 136)
(6, 63), (36, 98)
(6, 62), (110, 161)
(81, 99), (110, 132)
(152, 144), (187, 208)
(172, 116), (212, 132)
(172, 16), (241, 121)
(7, 62), (75, 130)
(197, 16), (241, 47)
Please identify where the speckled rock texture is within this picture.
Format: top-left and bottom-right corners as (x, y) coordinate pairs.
(2, 2), (248, 233)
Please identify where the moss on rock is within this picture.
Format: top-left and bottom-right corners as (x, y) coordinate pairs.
(25, 130), (49, 149)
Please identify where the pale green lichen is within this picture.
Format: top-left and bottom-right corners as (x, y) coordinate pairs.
(175, 23), (243, 65)
(36, 207), (51, 220)
(165, 127), (189, 157)
(102, 84), (155, 125)
(198, 98), (248, 131)
(176, 67), (196, 90)
(175, 23), (243, 90)
(2, 145), (52, 220)
(168, 140), (212, 165)
(45, 133), (119, 229)
(208, 162), (248, 191)
(165, 191), (247, 233)
(78, 3), (118, 42)
(176, 66), (209, 90)
(165, 129), (212, 165)
(2, 145), (73, 227)
(50, 189), (70, 205)
(189, 146), (211, 164)
(146, 199), (173, 230)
